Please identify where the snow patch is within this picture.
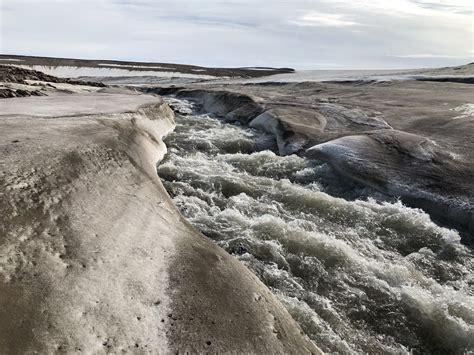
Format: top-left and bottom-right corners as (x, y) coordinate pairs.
(12, 65), (217, 79)
(97, 63), (173, 70)
(451, 104), (474, 119)
(241, 67), (276, 71)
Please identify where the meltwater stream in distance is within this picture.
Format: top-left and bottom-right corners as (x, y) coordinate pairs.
(157, 97), (473, 354)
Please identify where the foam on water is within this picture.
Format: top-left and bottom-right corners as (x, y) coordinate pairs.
(158, 98), (474, 354)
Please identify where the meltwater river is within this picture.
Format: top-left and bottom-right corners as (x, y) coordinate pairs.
(158, 98), (473, 354)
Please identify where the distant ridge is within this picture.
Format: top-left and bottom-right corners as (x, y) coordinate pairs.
(0, 54), (295, 79)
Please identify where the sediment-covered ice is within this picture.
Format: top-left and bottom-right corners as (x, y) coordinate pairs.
(0, 91), (319, 353)
(307, 130), (474, 237)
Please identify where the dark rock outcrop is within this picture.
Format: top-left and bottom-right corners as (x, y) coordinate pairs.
(0, 65), (105, 87)
(0, 65), (106, 98)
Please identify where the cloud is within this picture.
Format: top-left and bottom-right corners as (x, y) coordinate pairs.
(291, 11), (360, 27)
(413, 0), (474, 14)
(390, 54), (471, 58)
(0, 0), (472, 69)
(325, 0), (473, 16)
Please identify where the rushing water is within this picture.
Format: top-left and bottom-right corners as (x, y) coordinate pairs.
(158, 98), (474, 354)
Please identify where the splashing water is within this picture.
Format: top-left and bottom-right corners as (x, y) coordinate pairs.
(158, 98), (474, 354)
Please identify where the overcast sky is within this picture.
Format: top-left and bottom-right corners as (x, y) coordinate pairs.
(0, 0), (472, 69)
